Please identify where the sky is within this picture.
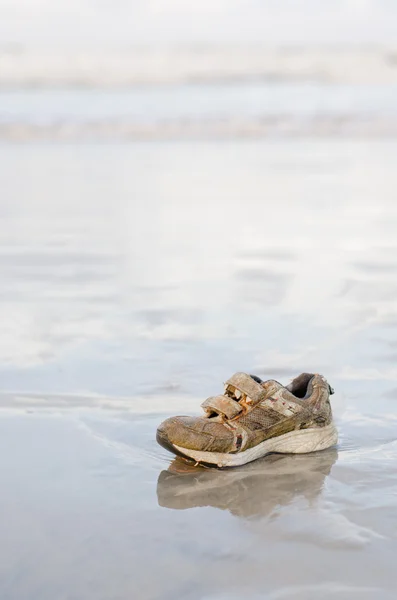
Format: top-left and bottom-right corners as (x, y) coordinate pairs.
(0, 0), (396, 48)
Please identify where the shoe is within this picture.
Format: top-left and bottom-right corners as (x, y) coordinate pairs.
(157, 449), (338, 517)
(156, 372), (338, 467)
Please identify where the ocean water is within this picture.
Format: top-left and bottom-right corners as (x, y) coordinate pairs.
(1, 137), (397, 599)
(2, 45), (397, 141)
(2, 82), (397, 140)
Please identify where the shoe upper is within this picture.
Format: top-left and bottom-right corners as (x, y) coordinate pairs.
(157, 372), (334, 455)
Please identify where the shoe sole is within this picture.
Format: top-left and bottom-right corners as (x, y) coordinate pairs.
(157, 423), (338, 468)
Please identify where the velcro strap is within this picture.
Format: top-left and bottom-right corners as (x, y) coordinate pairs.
(201, 395), (243, 419)
(225, 372), (266, 404)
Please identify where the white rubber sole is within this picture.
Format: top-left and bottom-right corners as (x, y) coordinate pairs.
(174, 423), (338, 468)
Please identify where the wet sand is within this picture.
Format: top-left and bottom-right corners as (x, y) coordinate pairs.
(0, 140), (397, 599)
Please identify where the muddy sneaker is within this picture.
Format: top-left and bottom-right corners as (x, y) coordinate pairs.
(156, 372), (338, 467)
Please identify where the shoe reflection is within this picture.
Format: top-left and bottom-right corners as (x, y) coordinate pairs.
(157, 449), (338, 518)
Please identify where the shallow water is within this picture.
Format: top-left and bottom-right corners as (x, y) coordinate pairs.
(1, 140), (397, 599)
(2, 82), (397, 139)
(3, 83), (397, 124)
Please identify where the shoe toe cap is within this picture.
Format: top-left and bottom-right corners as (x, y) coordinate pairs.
(156, 416), (200, 450)
(157, 416), (234, 453)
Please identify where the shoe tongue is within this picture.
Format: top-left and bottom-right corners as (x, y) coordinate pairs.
(249, 374), (283, 394)
(261, 379), (284, 397)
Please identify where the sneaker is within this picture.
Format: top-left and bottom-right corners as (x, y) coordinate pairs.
(156, 372), (338, 467)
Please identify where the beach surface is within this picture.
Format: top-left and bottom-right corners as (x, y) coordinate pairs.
(1, 137), (397, 599)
